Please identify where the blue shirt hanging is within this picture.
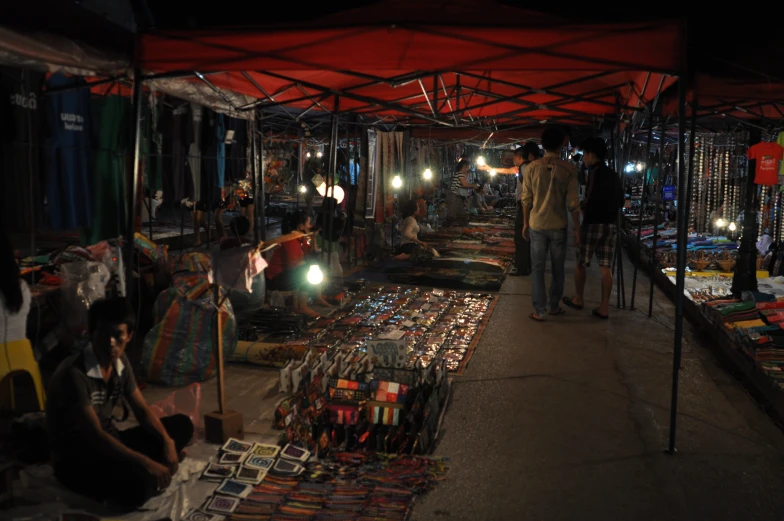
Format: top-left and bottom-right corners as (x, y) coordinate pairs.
(45, 73), (93, 230)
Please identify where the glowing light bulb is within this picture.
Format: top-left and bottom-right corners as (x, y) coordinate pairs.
(317, 183), (326, 196)
(716, 218), (725, 228)
(299, 185), (307, 193)
(392, 175), (402, 189)
(317, 151), (323, 158)
(729, 222), (737, 231)
(331, 185), (345, 204)
(423, 168), (433, 180)
(476, 156), (486, 167)
(489, 169), (497, 177)
(625, 163), (635, 173)
(306, 152), (311, 158)
(636, 162), (644, 172)
(307, 264), (323, 285)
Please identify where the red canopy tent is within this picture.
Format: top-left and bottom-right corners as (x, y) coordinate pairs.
(137, 0), (684, 131)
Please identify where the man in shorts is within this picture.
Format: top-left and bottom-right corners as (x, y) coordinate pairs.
(563, 138), (621, 319)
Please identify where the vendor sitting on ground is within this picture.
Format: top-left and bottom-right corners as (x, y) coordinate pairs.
(46, 298), (194, 508)
(395, 200), (431, 260)
(265, 210), (331, 317)
(472, 183), (495, 213)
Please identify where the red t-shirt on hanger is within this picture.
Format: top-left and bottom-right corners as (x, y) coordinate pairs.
(748, 141), (784, 185)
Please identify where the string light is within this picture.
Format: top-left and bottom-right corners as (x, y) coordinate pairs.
(392, 175), (403, 189)
(307, 264), (324, 285)
(423, 168), (433, 180)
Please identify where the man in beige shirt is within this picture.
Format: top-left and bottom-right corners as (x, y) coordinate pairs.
(521, 128), (580, 321)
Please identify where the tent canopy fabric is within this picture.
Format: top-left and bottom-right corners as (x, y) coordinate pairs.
(137, 1), (684, 129)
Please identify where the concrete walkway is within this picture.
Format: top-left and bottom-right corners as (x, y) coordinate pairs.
(413, 244), (784, 520)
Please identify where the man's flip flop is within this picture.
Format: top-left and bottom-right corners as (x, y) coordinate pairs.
(592, 308), (609, 320)
(549, 308), (566, 316)
(562, 296), (584, 310)
(529, 313), (546, 322)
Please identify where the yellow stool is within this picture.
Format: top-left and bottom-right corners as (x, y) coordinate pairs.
(0, 339), (46, 412)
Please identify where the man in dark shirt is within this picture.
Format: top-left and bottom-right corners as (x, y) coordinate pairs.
(563, 138), (620, 319)
(46, 298), (194, 508)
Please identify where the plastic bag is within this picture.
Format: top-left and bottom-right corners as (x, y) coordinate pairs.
(148, 383), (202, 437)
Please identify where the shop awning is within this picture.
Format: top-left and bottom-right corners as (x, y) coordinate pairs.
(137, 0), (684, 130)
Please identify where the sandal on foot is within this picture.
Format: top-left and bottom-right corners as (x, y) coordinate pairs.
(529, 312), (546, 322)
(562, 296), (584, 310)
(592, 308), (609, 320)
(549, 307), (566, 316)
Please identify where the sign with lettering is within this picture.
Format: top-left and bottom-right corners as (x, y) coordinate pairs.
(662, 185), (675, 201)
(367, 339), (407, 368)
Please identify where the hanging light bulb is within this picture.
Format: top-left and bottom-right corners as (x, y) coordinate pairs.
(489, 169), (497, 177)
(299, 185), (307, 193)
(729, 222), (737, 232)
(636, 162), (644, 172)
(306, 152), (311, 158)
(330, 185), (345, 204)
(476, 156), (486, 167)
(317, 183), (327, 197)
(392, 175), (403, 189)
(317, 151), (323, 158)
(716, 218), (726, 228)
(307, 264), (324, 285)
(625, 163), (635, 173)
(423, 168), (433, 180)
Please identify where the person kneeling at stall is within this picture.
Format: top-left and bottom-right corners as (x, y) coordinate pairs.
(265, 210), (331, 317)
(46, 297), (194, 508)
(395, 200), (437, 260)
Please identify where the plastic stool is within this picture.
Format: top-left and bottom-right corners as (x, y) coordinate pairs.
(0, 339), (46, 412)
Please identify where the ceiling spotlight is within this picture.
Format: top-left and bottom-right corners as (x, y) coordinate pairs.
(423, 168), (433, 180)
(392, 175), (403, 189)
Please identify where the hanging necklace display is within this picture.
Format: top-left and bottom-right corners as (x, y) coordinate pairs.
(697, 137), (705, 232)
(759, 185), (766, 238)
(723, 146), (730, 227)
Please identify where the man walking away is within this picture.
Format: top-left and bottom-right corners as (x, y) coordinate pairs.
(563, 138), (622, 319)
(522, 128), (580, 321)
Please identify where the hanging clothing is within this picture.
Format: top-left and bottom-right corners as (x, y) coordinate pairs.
(216, 112), (226, 192)
(225, 116), (247, 183)
(199, 108), (223, 208)
(748, 141), (784, 186)
(45, 73), (93, 230)
(161, 103), (191, 205)
(0, 66), (45, 232)
(86, 95), (130, 243)
(186, 103), (203, 202)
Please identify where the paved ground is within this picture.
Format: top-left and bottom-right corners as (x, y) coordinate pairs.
(412, 243), (784, 521)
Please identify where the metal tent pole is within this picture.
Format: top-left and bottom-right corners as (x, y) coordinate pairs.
(630, 119), (655, 310)
(731, 126), (762, 295)
(259, 118), (267, 242)
(667, 78), (688, 454)
(648, 122), (666, 317)
(125, 67), (144, 298)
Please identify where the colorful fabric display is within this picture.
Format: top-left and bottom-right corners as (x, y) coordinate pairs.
(328, 378), (368, 392)
(366, 402), (403, 426)
(210, 245), (267, 293)
(328, 404), (360, 425)
(371, 381), (409, 404)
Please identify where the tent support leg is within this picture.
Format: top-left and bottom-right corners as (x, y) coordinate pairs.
(667, 78), (689, 454)
(630, 119), (655, 310)
(648, 121), (667, 317)
(125, 67), (144, 298)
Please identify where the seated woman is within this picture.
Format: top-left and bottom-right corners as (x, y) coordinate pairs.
(472, 184), (495, 214)
(394, 200), (431, 260)
(220, 217), (266, 320)
(265, 211), (330, 317)
(1, 231), (31, 346)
